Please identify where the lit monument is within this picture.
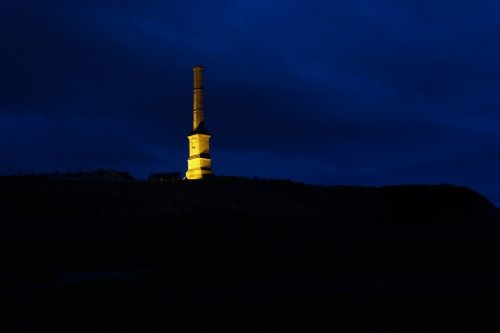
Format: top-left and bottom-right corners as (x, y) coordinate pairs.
(185, 65), (214, 179)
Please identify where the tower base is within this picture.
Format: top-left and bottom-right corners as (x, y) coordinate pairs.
(185, 167), (213, 180)
(186, 132), (213, 180)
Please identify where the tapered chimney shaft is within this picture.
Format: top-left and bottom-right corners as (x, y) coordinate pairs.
(186, 65), (213, 180)
(193, 65), (204, 130)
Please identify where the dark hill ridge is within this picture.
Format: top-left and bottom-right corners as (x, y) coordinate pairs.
(1, 176), (500, 331)
(0, 176), (497, 225)
(0, 176), (498, 271)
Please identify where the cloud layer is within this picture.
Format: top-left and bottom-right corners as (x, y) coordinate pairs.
(2, 0), (500, 204)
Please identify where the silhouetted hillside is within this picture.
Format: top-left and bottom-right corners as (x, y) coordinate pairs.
(1, 176), (499, 331)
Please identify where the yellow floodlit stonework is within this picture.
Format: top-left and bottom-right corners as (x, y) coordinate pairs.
(186, 65), (214, 180)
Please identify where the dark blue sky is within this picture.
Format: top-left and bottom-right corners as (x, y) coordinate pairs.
(2, 1), (500, 204)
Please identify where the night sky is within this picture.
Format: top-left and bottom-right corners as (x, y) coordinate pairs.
(2, 1), (500, 204)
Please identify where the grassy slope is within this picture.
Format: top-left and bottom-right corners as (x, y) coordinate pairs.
(1, 176), (499, 331)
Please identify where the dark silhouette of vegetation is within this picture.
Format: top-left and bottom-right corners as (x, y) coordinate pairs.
(148, 172), (181, 182)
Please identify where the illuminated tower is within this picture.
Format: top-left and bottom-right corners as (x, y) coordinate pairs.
(186, 65), (214, 179)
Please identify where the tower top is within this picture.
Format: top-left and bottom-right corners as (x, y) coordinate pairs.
(193, 65), (204, 72)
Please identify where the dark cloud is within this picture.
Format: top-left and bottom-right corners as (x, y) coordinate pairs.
(1, 0), (500, 205)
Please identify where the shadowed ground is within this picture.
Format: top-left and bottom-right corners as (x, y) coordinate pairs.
(1, 176), (499, 331)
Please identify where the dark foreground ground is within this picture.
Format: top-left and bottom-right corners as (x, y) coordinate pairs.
(1, 176), (500, 331)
